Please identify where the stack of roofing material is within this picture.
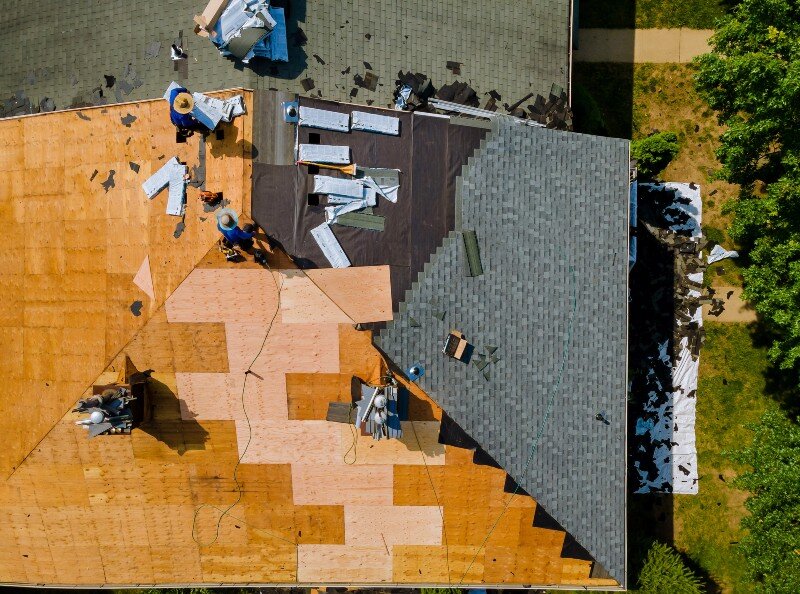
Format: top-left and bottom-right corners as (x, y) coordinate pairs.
(142, 157), (188, 216)
(206, 0), (288, 63)
(162, 82), (247, 130)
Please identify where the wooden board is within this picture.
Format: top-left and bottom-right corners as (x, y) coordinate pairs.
(286, 372), (353, 420)
(0, 91), (252, 479)
(0, 190), (606, 588)
(305, 266), (394, 323)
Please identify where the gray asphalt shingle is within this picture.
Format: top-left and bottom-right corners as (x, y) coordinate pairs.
(377, 117), (630, 585)
(0, 0), (569, 115)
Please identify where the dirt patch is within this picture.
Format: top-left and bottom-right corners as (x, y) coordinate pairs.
(703, 286), (756, 323)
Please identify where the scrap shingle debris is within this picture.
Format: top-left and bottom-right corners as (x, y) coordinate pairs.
(393, 71), (435, 110)
(631, 183), (710, 495)
(101, 170), (116, 192)
(0, 91), (32, 118)
(446, 61), (462, 75)
(121, 113), (137, 127)
(505, 83), (573, 130)
(144, 41), (162, 59)
(436, 80), (479, 107)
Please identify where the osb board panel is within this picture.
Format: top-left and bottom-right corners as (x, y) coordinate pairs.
(237, 420), (342, 465)
(481, 546), (565, 584)
(297, 544), (392, 583)
(200, 544), (297, 583)
(339, 421), (445, 465)
(291, 464), (393, 506)
(306, 266), (394, 323)
(277, 270), (354, 324)
(119, 308), (229, 373)
(392, 544), (485, 583)
(286, 372), (353, 420)
(294, 505), (345, 545)
(0, 90), (252, 478)
(165, 268), (279, 324)
(344, 505), (442, 546)
(338, 323), (386, 384)
(393, 464), (446, 506)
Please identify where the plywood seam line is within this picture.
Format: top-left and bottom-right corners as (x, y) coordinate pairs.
(409, 420), (451, 585)
(191, 256), (286, 547)
(457, 253), (578, 585)
(3, 235), (236, 481)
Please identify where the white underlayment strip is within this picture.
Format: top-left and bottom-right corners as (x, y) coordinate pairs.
(299, 106), (350, 132)
(166, 162), (188, 216)
(298, 144), (350, 164)
(142, 157), (180, 199)
(351, 111), (400, 135)
(635, 182), (701, 495)
(310, 222), (351, 268)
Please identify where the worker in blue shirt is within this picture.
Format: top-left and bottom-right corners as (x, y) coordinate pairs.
(216, 208), (255, 250)
(169, 88), (206, 138)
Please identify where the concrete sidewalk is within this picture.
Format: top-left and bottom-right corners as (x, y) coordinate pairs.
(574, 28), (713, 63)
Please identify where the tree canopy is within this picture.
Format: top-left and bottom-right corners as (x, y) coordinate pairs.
(631, 131), (680, 179)
(637, 541), (705, 593)
(728, 409), (800, 594)
(695, 0), (800, 370)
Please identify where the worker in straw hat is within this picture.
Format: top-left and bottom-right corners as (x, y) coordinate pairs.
(216, 208), (256, 251)
(168, 85), (205, 138)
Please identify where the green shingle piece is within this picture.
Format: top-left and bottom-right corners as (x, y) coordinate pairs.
(335, 212), (385, 231)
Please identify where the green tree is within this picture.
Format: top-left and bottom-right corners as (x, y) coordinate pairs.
(631, 131), (680, 179)
(637, 541), (704, 593)
(728, 409), (800, 594)
(694, 0), (800, 370)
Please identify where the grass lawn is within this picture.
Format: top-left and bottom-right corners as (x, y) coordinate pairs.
(578, 0), (729, 29)
(673, 322), (775, 593)
(574, 62), (742, 283)
(575, 61), (774, 592)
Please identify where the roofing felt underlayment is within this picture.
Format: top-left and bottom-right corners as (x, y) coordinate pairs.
(376, 118), (631, 584)
(250, 92), (488, 309)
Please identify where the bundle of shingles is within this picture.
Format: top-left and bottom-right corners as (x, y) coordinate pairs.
(500, 83), (573, 130)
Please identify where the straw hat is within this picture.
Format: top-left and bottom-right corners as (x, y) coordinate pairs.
(173, 92), (194, 114)
(216, 207), (239, 230)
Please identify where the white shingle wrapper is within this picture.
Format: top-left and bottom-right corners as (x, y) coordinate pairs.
(310, 222), (351, 268)
(299, 106), (350, 132)
(351, 111), (400, 135)
(298, 144), (350, 164)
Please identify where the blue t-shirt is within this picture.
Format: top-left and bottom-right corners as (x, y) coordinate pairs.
(169, 87), (201, 129)
(218, 223), (254, 245)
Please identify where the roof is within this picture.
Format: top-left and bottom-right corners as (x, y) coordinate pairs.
(0, 95), (621, 589)
(0, 0), (569, 118)
(250, 92), (489, 309)
(0, 90), (252, 480)
(376, 117), (630, 584)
